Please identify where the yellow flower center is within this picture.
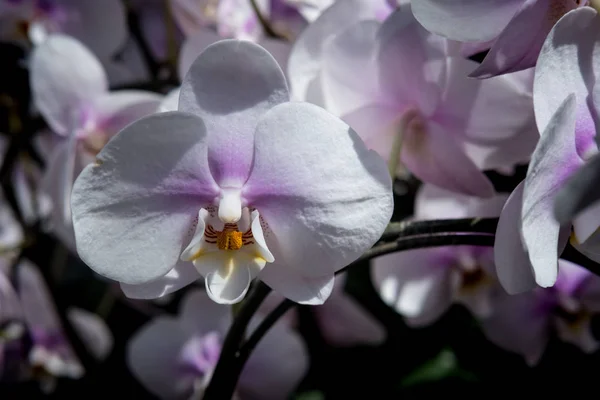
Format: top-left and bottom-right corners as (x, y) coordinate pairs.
(204, 223), (254, 251)
(217, 229), (243, 251)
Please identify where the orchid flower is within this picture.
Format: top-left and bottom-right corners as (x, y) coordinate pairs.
(127, 290), (308, 399)
(0, 256), (24, 382)
(292, 4), (536, 197)
(70, 39), (393, 305)
(0, 137), (51, 233)
(373, 184), (508, 326)
(0, 0), (127, 71)
(493, 8), (600, 294)
(287, 0), (393, 105)
(549, 9), (600, 258)
(170, 0), (306, 42)
(16, 261), (111, 388)
(411, 0), (589, 78)
(29, 34), (163, 251)
(0, 197), (23, 252)
(262, 273), (386, 347)
(481, 260), (600, 365)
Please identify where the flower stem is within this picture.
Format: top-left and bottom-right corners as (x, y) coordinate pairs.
(202, 281), (271, 399)
(203, 216), (600, 400)
(388, 122), (404, 178)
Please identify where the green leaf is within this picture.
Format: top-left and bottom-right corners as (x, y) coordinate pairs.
(400, 348), (476, 387)
(293, 391), (325, 400)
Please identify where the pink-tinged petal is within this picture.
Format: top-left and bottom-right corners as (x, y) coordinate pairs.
(169, 0), (213, 36)
(120, 263), (201, 300)
(572, 201), (600, 243)
(17, 261), (83, 378)
(67, 308), (113, 360)
(341, 104), (402, 165)
(470, 0), (576, 78)
(401, 121), (495, 197)
(216, 0), (263, 41)
(94, 91), (163, 135)
(30, 34), (108, 135)
(415, 183), (508, 220)
(437, 57), (536, 143)
(137, 0), (182, 61)
(43, 126), (86, 242)
(127, 316), (194, 399)
(288, 0), (384, 102)
(480, 291), (550, 366)
(178, 30), (222, 80)
(246, 102), (392, 284)
(179, 40), (289, 187)
(411, 0), (522, 42)
(71, 112), (220, 286)
(260, 266), (335, 305)
(373, 249), (452, 327)
(554, 154), (600, 225)
(522, 94), (579, 287)
(534, 7), (600, 134)
(554, 259), (591, 295)
(239, 320), (307, 400)
(314, 285), (385, 346)
(464, 127), (539, 172)
(320, 20), (381, 116)
(41, 132), (78, 250)
(0, 205), (23, 250)
(57, 0), (127, 59)
(16, 261), (62, 337)
(494, 182), (537, 294)
(0, 265), (22, 322)
(377, 6), (447, 116)
(179, 290), (232, 337)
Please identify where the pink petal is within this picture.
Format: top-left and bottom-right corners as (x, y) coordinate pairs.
(179, 40), (289, 187)
(401, 120), (495, 197)
(470, 0), (576, 78)
(522, 94), (579, 287)
(30, 34), (108, 135)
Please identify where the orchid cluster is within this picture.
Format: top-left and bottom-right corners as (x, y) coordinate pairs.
(2, 0), (600, 398)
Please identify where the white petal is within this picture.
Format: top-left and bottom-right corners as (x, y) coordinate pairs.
(245, 102), (392, 295)
(67, 308), (113, 360)
(287, 0), (383, 102)
(411, 0), (522, 42)
(127, 317), (193, 399)
(533, 7), (600, 134)
(71, 112), (220, 285)
(494, 182), (537, 294)
(522, 94), (578, 287)
(179, 39), (289, 187)
(30, 34), (107, 135)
